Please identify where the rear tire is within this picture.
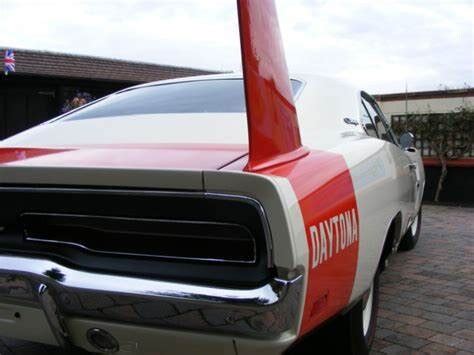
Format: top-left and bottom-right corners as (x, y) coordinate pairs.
(399, 207), (422, 251)
(344, 270), (379, 354)
(284, 271), (380, 355)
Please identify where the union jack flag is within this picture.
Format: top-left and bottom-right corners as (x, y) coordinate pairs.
(4, 49), (15, 75)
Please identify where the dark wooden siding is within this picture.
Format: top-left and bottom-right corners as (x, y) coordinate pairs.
(0, 76), (129, 140)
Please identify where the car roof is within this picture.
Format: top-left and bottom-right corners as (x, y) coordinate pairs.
(123, 72), (361, 97)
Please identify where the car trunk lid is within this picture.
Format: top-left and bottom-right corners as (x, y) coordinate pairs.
(0, 144), (248, 191)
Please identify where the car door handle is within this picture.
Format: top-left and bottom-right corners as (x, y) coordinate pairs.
(343, 117), (359, 126)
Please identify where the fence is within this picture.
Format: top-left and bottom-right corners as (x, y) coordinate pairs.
(391, 113), (474, 158)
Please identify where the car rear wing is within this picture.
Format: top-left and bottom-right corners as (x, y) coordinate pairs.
(237, 0), (309, 171)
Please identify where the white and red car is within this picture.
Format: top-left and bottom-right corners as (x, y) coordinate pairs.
(0, 1), (424, 354)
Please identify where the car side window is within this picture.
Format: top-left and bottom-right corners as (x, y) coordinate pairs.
(372, 101), (399, 145)
(362, 98), (389, 139)
(360, 99), (378, 138)
(362, 97), (397, 144)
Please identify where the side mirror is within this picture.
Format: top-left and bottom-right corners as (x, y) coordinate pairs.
(400, 132), (415, 150)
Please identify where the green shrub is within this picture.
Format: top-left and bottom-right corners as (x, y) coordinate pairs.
(392, 106), (474, 202)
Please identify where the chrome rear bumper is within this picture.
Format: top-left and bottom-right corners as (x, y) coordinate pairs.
(0, 255), (302, 348)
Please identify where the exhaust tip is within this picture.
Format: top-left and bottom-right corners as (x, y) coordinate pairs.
(87, 328), (119, 353)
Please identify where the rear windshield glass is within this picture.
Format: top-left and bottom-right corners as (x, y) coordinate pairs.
(64, 79), (303, 121)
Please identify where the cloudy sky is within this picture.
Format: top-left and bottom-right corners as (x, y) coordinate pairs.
(0, 0), (472, 93)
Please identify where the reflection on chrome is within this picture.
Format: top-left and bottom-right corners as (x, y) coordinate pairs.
(0, 255), (303, 340)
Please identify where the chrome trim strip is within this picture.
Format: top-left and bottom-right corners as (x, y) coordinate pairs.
(26, 237), (257, 265)
(0, 255), (302, 339)
(0, 186), (274, 267)
(0, 255), (284, 306)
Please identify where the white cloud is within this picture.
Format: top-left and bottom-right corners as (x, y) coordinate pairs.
(277, 0), (473, 92)
(0, 0), (472, 93)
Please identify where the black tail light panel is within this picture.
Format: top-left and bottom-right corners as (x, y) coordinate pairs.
(0, 187), (273, 287)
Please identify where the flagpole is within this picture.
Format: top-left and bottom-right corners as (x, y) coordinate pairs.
(405, 81), (408, 130)
(405, 81), (408, 115)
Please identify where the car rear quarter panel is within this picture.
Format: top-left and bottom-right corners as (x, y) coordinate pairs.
(208, 148), (359, 336)
(331, 138), (414, 301)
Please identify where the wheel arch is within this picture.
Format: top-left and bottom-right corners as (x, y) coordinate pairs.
(378, 211), (402, 272)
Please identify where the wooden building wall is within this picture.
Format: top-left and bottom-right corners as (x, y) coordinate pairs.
(0, 75), (131, 140)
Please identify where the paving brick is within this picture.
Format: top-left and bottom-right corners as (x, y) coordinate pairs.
(390, 304), (425, 317)
(384, 333), (429, 350)
(419, 320), (464, 334)
(378, 309), (397, 318)
(419, 311), (459, 324)
(396, 324), (436, 339)
(454, 310), (474, 321)
(451, 319), (474, 329)
(380, 343), (412, 354)
(411, 301), (460, 315)
(377, 317), (406, 331)
(454, 339), (474, 352)
(453, 329), (474, 341)
(371, 206), (474, 354)
(375, 328), (397, 340)
(379, 301), (404, 312)
(385, 312), (426, 326)
(372, 338), (392, 351)
(429, 334), (465, 348)
(442, 301), (474, 311)
(421, 297), (450, 306)
(419, 342), (459, 353)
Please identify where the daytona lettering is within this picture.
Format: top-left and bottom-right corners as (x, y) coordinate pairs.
(309, 208), (358, 268)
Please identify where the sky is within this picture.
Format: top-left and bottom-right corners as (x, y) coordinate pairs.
(0, 0), (472, 94)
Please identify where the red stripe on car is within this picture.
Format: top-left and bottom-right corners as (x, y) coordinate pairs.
(263, 150), (359, 335)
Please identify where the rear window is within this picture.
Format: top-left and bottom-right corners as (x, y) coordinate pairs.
(65, 79), (303, 121)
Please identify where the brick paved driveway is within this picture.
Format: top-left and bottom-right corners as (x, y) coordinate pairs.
(372, 205), (474, 354)
(0, 205), (472, 354)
